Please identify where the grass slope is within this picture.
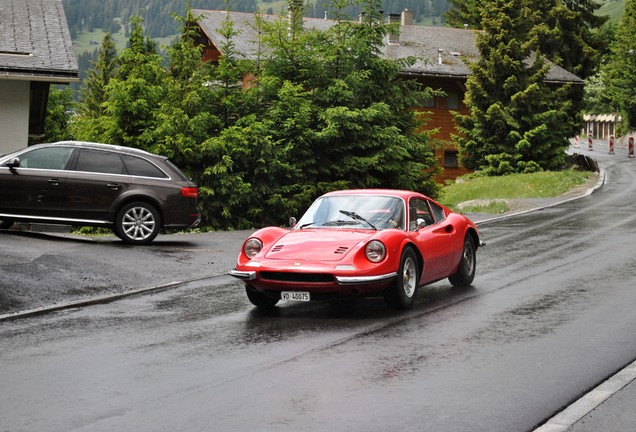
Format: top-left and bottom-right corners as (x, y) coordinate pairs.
(439, 170), (594, 213)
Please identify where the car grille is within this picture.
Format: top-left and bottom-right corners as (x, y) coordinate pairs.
(260, 272), (334, 283)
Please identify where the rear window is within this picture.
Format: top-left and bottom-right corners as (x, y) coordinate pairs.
(165, 159), (191, 181)
(122, 155), (168, 178)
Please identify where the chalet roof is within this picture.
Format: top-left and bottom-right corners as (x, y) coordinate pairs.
(0, 0), (78, 82)
(193, 9), (583, 85)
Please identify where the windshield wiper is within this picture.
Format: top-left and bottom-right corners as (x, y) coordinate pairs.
(339, 210), (377, 230)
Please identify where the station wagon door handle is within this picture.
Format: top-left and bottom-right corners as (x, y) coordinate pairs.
(107, 183), (122, 190)
(47, 179), (61, 186)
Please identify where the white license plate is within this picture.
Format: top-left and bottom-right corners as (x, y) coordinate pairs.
(281, 291), (311, 302)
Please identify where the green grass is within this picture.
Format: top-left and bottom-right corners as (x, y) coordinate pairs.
(439, 170), (594, 213)
(597, 0), (625, 22)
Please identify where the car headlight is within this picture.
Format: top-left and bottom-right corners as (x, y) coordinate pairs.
(365, 240), (386, 263)
(244, 238), (263, 259)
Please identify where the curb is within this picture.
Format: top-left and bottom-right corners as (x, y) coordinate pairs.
(0, 272), (229, 322)
(533, 359), (636, 432)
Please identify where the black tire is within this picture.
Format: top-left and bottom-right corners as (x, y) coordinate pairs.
(0, 219), (14, 230)
(245, 286), (279, 309)
(114, 202), (161, 245)
(449, 235), (476, 287)
(385, 247), (419, 310)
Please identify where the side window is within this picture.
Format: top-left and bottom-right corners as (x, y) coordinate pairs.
(18, 147), (73, 170)
(409, 199), (434, 231)
(429, 201), (446, 223)
(75, 149), (124, 174)
(122, 155), (167, 178)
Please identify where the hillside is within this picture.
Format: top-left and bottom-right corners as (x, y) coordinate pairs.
(597, 0), (625, 21)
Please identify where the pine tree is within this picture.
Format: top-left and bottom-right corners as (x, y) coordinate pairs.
(78, 33), (118, 117)
(453, 0), (572, 175)
(446, 0), (607, 79)
(71, 33), (119, 142)
(445, 0), (482, 29)
(101, 17), (169, 148)
(533, 0), (607, 79)
(602, 0), (636, 133)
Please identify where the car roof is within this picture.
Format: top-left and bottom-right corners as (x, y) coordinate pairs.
(322, 189), (426, 201)
(30, 141), (164, 159)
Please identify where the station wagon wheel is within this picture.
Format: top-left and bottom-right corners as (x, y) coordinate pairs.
(114, 201), (161, 245)
(0, 219), (14, 230)
(449, 235), (476, 287)
(385, 247), (418, 310)
(245, 286), (279, 310)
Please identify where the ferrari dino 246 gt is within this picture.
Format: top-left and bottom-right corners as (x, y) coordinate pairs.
(229, 189), (484, 310)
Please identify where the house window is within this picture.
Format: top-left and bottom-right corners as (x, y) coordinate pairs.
(444, 150), (458, 168)
(421, 96), (435, 108)
(446, 91), (460, 110)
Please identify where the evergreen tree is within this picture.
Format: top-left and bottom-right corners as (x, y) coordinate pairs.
(71, 34), (119, 142)
(198, 6), (300, 228)
(79, 33), (118, 117)
(601, 0), (636, 133)
(533, 0), (607, 79)
(453, 0), (572, 175)
(101, 17), (169, 148)
(445, 0), (482, 29)
(257, 0), (439, 201)
(446, 0), (607, 79)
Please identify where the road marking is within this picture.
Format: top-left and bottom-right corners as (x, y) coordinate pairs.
(533, 359), (636, 431)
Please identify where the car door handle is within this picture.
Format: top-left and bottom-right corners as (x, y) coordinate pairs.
(107, 183), (122, 190)
(48, 179), (61, 186)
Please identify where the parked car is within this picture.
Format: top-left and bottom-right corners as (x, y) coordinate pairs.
(0, 141), (200, 244)
(230, 189), (484, 310)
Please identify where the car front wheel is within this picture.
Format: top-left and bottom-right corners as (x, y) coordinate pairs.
(245, 286), (279, 309)
(385, 247), (419, 310)
(114, 202), (161, 245)
(449, 235), (476, 287)
(0, 219), (14, 229)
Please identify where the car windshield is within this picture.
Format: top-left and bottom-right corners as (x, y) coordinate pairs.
(295, 195), (405, 230)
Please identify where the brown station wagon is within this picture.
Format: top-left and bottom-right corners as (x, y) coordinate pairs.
(0, 141), (201, 244)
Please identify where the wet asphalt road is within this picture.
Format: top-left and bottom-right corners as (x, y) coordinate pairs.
(1, 149), (636, 431)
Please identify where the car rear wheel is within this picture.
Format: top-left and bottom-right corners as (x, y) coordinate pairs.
(245, 286), (279, 309)
(449, 235), (476, 287)
(114, 202), (161, 245)
(385, 247), (418, 310)
(0, 219), (14, 229)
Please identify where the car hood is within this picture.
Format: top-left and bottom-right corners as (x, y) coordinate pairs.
(264, 229), (375, 261)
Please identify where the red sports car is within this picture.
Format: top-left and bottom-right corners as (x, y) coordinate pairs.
(229, 189), (484, 310)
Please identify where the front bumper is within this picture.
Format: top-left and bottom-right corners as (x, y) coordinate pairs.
(229, 268), (397, 286)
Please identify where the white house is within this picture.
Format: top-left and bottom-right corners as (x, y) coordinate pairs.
(0, 0), (78, 155)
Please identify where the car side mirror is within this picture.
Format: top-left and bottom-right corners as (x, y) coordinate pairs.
(289, 217), (297, 228)
(6, 157), (20, 169)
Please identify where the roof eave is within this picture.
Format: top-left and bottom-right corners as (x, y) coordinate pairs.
(0, 68), (79, 83)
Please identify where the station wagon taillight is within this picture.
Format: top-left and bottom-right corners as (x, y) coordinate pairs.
(180, 187), (199, 198)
